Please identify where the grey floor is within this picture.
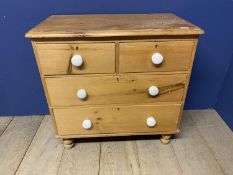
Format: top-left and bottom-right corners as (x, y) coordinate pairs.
(0, 110), (232, 175)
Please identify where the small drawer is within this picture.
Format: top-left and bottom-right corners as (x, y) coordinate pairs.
(45, 74), (187, 107)
(53, 104), (181, 136)
(119, 40), (195, 73)
(35, 43), (115, 75)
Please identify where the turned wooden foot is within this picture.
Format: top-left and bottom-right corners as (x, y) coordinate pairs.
(160, 135), (172, 144)
(63, 139), (74, 149)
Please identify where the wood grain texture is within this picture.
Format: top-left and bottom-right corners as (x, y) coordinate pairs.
(0, 116), (43, 175)
(137, 139), (182, 175)
(119, 40), (195, 73)
(15, 116), (64, 175)
(57, 141), (100, 175)
(26, 13), (204, 144)
(55, 131), (179, 139)
(176, 39), (198, 130)
(45, 74), (187, 107)
(0, 110), (232, 175)
(32, 42), (59, 135)
(0, 116), (13, 136)
(99, 141), (140, 175)
(53, 104), (181, 136)
(188, 110), (231, 128)
(36, 43), (115, 75)
(189, 110), (233, 175)
(25, 14), (204, 38)
(171, 112), (225, 175)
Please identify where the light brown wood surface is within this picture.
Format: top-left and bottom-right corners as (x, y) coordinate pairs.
(0, 117), (13, 136)
(31, 42), (59, 136)
(137, 139), (182, 174)
(15, 116), (64, 175)
(56, 131), (179, 139)
(53, 104), (181, 136)
(35, 43), (115, 75)
(45, 74), (187, 107)
(172, 111), (224, 175)
(189, 110), (233, 175)
(25, 14), (204, 38)
(0, 116), (43, 175)
(0, 110), (232, 175)
(119, 40), (195, 73)
(26, 14), (204, 144)
(176, 39), (198, 130)
(99, 141), (140, 175)
(57, 141), (100, 175)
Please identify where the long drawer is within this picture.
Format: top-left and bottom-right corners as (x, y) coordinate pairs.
(53, 104), (181, 136)
(45, 74), (187, 107)
(36, 43), (115, 75)
(119, 40), (195, 73)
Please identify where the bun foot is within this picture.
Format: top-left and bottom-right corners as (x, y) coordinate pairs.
(160, 135), (172, 144)
(63, 139), (74, 149)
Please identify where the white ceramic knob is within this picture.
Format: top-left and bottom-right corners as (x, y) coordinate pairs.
(152, 53), (164, 65)
(77, 89), (87, 100)
(147, 116), (157, 127)
(82, 119), (92, 129)
(148, 86), (159, 96)
(71, 55), (83, 67)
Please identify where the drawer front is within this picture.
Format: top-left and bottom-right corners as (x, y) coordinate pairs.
(53, 104), (181, 135)
(119, 40), (195, 73)
(36, 43), (115, 75)
(45, 74), (187, 107)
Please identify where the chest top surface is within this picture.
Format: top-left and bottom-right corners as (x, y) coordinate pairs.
(25, 13), (204, 39)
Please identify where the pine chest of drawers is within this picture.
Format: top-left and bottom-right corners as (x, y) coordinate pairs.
(26, 14), (204, 148)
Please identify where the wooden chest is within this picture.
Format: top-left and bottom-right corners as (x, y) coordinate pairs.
(26, 14), (204, 148)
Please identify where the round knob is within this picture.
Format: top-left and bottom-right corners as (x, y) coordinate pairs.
(147, 116), (157, 127)
(77, 89), (87, 100)
(152, 53), (163, 65)
(82, 119), (92, 129)
(148, 86), (159, 96)
(71, 55), (83, 67)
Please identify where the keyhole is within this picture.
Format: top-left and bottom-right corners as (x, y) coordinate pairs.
(155, 44), (159, 49)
